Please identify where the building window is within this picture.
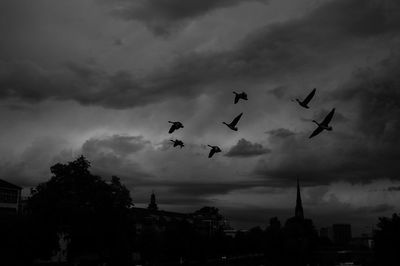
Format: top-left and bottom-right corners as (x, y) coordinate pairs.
(0, 188), (18, 203)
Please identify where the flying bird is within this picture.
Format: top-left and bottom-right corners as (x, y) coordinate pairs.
(223, 113), (243, 131)
(293, 88), (316, 109)
(233, 91), (248, 104)
(170, 139), (184, 148)
(207, 145), (222, 158)
(168, 121), (184, 134)
(309, 108), (335, 138)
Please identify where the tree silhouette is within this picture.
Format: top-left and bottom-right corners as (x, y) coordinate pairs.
(374, 213), (400, 265)
(27, 156), (134, 265)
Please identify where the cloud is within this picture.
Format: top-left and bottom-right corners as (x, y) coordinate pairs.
(108, 0), (269, 36)
(80, 135), (152, 184)
(356, 203), (395, 214)
(82, 135), (150, 157)
(225, 138), (270, 157)
(266, 128), (295, 138)
(0, 137), (70, 187)
(0, 135), (152, 188)
(2, 0), (400, 109)
(255, 53), (400, 187)
(268, 85), (288, 99)
(166, 180), (267, 196)
(332, 55), (400, 141)
(255, 130), (399, 187)
(387, 186), (400, 192)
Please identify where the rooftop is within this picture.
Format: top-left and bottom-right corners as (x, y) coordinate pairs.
(0, 179), (22, 190)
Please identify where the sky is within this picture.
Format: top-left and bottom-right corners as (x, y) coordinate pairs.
(1, 0), (400, 235)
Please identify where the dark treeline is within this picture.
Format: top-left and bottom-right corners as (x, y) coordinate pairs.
(1, 156), (400, 266)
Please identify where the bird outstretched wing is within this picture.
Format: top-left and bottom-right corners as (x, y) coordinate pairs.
(303, 88), (316, 105)
(309, 126), (323, 138)
(208, 149), (215, 158)
(230, 113), (243, 126)
(168, 124), (176, 134)
(234, 94), (240, 104)
(321, 108), (335, 126)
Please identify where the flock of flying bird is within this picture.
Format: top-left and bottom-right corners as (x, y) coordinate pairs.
(168, 89), (335, 158)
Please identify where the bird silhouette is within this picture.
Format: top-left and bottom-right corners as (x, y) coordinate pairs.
(170, 139), (184, 148)
(233, 91), (248, 104)
(223, 113), (243, 131)
(168, 121), (184, 134)
(309, 108), (335, 138)
(293, 88), (316, 109)
(207, 145), (222, 158)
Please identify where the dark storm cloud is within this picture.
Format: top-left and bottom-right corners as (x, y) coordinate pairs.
(387, 186), (400, 192)
(2, 0), (400, 109)
(0, 135), (152, 188)
(0, 137), (69, 187)
(0, 61), (105, 105)
(82, 135), (150, 157)
(256, 53), (400, 187)
(81, 135), (152, 183)
(109, 0), (269, 36)
(268, 86), (288, 99)
(0, 59), (214, 109)
(131, 181), (266, 207)
(356, 203), (395, 214)
(265, 128), (295, 138)
(256, 131), (400, 187)
(333, 56), (400, 141)
(165, 180), (269, 196)
(225, 138), (270, 157)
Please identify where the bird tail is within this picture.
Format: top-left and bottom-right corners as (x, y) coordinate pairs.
(168, 121), (173, 124)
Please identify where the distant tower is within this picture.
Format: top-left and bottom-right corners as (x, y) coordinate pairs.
(295, 178), (304, 220)
(148, 191), (158, 211)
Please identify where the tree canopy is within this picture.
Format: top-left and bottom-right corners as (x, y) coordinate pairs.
(27, 155), (134, 265)
(374, 213), (400, 265)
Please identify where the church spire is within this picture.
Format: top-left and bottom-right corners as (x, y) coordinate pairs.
(148, 190), (158, 211)
(295, 178), (304, 220)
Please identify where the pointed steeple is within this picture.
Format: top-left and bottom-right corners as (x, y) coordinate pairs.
(148, 190), (158, 211)
(295, 178), (304, 220)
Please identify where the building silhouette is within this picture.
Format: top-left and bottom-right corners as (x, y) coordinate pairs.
(133, 192), (229, 237)
(295, 178), (304, 220)
(0, 179), (21, 216)
(283, 178), (318, 265)
(319, 226), (333, 241)
(148, 191), (158, 211)
(286, 178), (307, 225)
(332, 223), (352, 245)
